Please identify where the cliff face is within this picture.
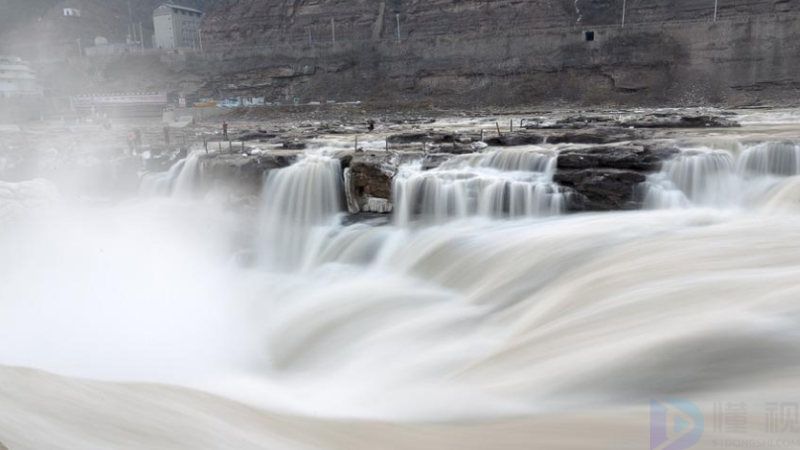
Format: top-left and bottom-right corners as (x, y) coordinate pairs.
(7, 0), (799, 106)
(192, 0), (800, 106)
(203, 0), (800, 45)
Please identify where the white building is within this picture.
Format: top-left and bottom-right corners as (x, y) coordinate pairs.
(153, 4), (203, 49)
(0, 56), (42, 98)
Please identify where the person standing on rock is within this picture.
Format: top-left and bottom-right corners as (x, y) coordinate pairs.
(127, 131), (136, 155)
(223, 121), (229, 140)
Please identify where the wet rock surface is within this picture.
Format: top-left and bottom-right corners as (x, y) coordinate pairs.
(557, 144), (679, 172)
(199, 152), (297, 196)
(555, 169), (648, 211)
(486, 128), (645, 146)
(529, 112), (740, 130)
(555, 144), (679, 211)
(343, 152), (397, 214)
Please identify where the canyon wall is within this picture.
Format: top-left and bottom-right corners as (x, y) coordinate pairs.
(193, 0), (800, 106)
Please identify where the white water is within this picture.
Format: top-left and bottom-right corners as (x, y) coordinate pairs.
(644, 141), (800, 209)
(258, 152), (344, 269)
(4, 129), (800, 449)
(139, 152), (203, 198)
(393, 147), (565, 225)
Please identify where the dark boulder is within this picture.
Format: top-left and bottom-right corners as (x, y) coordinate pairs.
(484, 133), (545, 146)
(553, 143), (678, 211)
(282, 140), (307, 150)
(236, 131), (278, 141)
(485, 128), (643, 146)
(546, 128), (643, 144)
(344, 152), (396, 214)
(557, 144), (679, 172)
(387, 131), (477, 145)
(554, 169), (647, 211)
(199, 152), (296, 195)
(617, 114), (740, 128)
(429, 142), (482, 154)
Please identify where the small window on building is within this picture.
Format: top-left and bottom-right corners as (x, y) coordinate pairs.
(585, 31), (595, 42)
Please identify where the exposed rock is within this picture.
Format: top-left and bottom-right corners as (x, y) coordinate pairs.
(528, 113), (740, 130)
(485, 128), (643, 146)
(282, 140), (307, 150)
(428, 142), (481, 154)
(554, 143), (678, 211)
(617, 114), (740, 128)
(555, 169), (648, 211)
(546, 128), (644, 144)
(236, 131), (278, 142)
(344, 152), (397, 213)
(199, 152), (296, 195)
(387, 131), (477, 145)
(484, 133), (545, 146)
(557, 144), (679, 172)
(196, 0), (800, 108)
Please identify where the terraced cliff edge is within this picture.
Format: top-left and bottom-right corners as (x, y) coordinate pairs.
(195, 0), (800, 106)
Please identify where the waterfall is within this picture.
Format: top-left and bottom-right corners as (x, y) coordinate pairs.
(257, 152), (344, 269)
(171, 152), (204, 199)
(11, 113), (800, 449)
(139, 159), (186, 196)
(644, 142), (800, 209)
(393, 148), (565, 225)
(737, 141), (800, 176)
(139, 152), (204, 198)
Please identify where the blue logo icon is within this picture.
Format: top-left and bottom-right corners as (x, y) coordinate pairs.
(651, 399), (704, 450)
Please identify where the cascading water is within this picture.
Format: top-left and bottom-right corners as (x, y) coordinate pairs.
(139, 152), (203, 198)
(738, 141), (800, 176)
(393, 147), (565, 225)
(257, 151), (344, 269)
(7, 120), (800, 449)
(644, 141), (800, 209)
(172, 152), (204, 199)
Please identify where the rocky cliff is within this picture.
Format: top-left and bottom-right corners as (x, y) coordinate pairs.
(195, 0), (800, 106)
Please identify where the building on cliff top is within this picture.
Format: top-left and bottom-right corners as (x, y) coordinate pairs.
(153, 4), (203, 50)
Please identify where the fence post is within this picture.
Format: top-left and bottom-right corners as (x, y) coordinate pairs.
(621, 0), (626, 27)
(396, 14), (401, 43)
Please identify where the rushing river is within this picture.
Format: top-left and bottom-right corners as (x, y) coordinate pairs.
(3, 114), (800, 449)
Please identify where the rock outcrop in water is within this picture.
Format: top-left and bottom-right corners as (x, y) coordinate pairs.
(344, 152), (396, 214)
(555, 144), (679, 211)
